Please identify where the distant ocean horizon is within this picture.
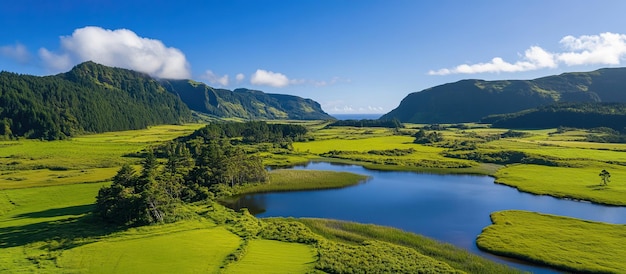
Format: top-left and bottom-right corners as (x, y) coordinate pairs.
(330, 113), (383, 120)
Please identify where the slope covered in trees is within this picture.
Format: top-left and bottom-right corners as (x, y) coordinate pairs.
(483, 102), (626, 132)
(0, 62), (191, 140)
(381, 67), (626, 123)
(162, 79), (334, 120)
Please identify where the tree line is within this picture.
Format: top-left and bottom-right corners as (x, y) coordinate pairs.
(326, 119), (403, 129)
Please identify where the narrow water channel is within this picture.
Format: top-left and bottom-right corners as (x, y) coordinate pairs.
(230, 162), (626, 273)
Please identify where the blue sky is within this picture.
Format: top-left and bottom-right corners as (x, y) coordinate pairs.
(2, 0), (626, 114)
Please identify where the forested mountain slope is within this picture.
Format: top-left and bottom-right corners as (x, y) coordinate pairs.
(0, 61), (191, 140)
(482, 102), (626, 132)
(381, 68), (626, 123)
(0, 61), (334, 140)
(162, 80), (333, 120)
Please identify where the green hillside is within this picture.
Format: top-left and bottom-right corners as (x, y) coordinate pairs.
(162, 79), (334, 120)
(381, 67), (626, 123)
(483, 102), (626, 132)
(0, 61), (191, 140)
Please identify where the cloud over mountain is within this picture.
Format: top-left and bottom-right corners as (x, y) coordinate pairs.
(250, 69), (290, 87)
(429, 32), (626, 75)
(39, 26), (191, 79)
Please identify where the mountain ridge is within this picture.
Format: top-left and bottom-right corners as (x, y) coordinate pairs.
(0, 61), (333, 140)
(380, 67), (626, 123)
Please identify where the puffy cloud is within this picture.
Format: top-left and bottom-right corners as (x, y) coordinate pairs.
(429, 32), (626, 75)
(557, 32), (626, 65)
(39, 26), (191, 79)
(201, 70), (229, 86)
(0, 42), (31, 64)
(250, 69), (290, 87)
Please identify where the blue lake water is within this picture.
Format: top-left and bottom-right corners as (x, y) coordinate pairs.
(231, 162), (626, 273)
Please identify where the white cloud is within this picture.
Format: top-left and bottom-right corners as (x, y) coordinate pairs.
(39, 26), (191, 79)
(429, 32), (626, 75)
(557, 32), (626, 65)
(250, 69), (290, 87)
(201, 70), (229, 86)
(236, 73), (245, 82)
(0, 42), (31, 64)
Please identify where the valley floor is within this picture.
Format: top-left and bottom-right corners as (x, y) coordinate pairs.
(2, 122), (626, 273)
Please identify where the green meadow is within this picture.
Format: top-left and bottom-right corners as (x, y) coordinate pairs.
(477, 210), (626, 273)
(3, 122), (626, 273)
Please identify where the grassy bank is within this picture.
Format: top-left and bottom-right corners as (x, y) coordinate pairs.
(234, 169), (369, 195)
(477, 210), (626, 273)
(295, 218), (523, 274)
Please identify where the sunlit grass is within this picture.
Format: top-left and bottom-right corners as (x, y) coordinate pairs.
(495, 163), (626, 205)
(477, 210), (626, 273)
(58, 225), (241, 274)
(0, 124), (204, 190)
(223, 239), (316, 274)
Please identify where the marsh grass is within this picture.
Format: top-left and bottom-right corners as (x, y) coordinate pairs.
(235, 169), (369, 195)
(295, 218), (524, 274)
(477, 210), (626, 273)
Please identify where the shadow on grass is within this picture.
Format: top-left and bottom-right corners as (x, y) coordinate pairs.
(14, 204), (95, 219)
(587, 184), (609, 191)
(0, 212), (124, 249)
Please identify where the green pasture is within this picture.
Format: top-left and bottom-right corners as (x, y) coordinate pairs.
(0, 124), (204, 190)
(477, 210), (626, 273)
(58, 225), (241, 273)
(495, 163), (626, 205)
(223, 239), (316, 274)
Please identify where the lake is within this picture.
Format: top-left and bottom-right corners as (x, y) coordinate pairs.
(231, 162), (626, 273)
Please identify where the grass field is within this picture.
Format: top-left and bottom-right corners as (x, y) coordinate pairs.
(494, 163), (626, 205)
(223, 239), (316, 274)
(58, 225), (241, 273)
(4, 122), (626, 273)
(477, 210), (626, 273)
(0, 124), (204, 190)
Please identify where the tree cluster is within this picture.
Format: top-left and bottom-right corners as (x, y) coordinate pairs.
(413, 129), (444, 144)
(95, 122), (296, 226)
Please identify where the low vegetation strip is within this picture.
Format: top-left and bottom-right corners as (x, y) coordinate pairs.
(294, 218), (523, 274)
(477, 210), (626, 273)
(235, 169), (369, 195)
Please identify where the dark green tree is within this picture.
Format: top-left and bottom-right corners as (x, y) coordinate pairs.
(599, 169), (611, 185)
